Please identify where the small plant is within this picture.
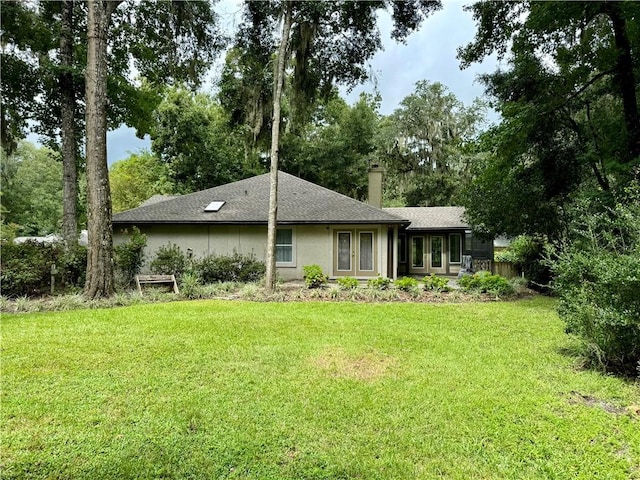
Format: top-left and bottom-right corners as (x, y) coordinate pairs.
(367, 275), (392, 290)
(336, 276), (359, 290)
(180, 272), (202, 300)
(239, 282), (262, 299)
(395, 276), (418, 292)
(150, 243), (188, 280)
(303, 265), (328, 289)
(328, 286), (341, 299)
(458, 271), (514, 297)
(509, 276), (529, 294)
(423, 274), (450, 293)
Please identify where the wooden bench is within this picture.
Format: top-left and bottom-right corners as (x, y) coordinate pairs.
(136, 274), (179, 295)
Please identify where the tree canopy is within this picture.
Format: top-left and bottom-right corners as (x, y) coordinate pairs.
(109, 150), (174, 213)
(459, 0), (640, 238)
(281, 92), (380, 200)
(0, 142), (63, 236)
(376, 80), (487, 206)
(150, 87), (256, 193)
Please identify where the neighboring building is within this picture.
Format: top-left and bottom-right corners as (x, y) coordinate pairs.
(112, 170), (493, 280)
(14, 230), (89, 247)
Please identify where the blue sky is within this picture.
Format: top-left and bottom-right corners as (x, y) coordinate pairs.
(31, 1), (498, 166)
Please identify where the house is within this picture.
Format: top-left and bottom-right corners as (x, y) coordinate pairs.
(113, 171), (407, 281)
(112, 170), (493, 280)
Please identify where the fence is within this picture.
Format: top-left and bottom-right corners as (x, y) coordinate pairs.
(493, 261), (518, 279)
(472, 259), (492, 273)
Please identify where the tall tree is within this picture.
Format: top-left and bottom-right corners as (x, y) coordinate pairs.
(0, 141), (63, 235)
(82, 0), (225, 298)
(376, 81), (486, 206)
(264, 3), (293, 294)
(84, 0), (118, 298)
(59, 0), (79, 247)
(234, 0), (442, 291)
(150, 87), (252, 193)
(2, 0), (225, 288)
(110, 151), (174, 213)
(459, 1), (640, 239)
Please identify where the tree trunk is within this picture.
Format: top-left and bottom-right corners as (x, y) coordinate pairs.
(265, 3), (293, 293)
(602, 3), (640, 162)
(60, 0), (78, 248)
(84, 0), (115, 298)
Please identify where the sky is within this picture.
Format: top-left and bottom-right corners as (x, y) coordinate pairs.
(29, 1), (499, 166)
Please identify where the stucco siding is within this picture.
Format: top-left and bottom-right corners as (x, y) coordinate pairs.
(114, 224), (210, 261)
(114, 223), (353, 281)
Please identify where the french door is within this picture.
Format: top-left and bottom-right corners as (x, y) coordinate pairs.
(430, 235), (445, 273)
(334, 229), (376, 276)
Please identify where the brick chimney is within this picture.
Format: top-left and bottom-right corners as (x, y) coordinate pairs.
(367, 163), (384, 209)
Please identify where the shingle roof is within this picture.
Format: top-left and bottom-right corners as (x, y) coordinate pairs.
(138, 194), (179, 207)
(383, 206), (469, 231)
(113, 172), (407, 225)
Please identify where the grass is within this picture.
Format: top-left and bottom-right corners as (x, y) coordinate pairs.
(2, 297), (639, 479)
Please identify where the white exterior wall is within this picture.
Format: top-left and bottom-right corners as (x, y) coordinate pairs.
(114, 223), (390, 281)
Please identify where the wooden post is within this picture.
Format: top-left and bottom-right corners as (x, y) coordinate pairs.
(50, 263), (58, 295)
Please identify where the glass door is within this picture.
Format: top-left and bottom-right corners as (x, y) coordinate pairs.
(430, 236), (444, 270)
(336, 231), (353, 274)
(356, 231), (374, 275)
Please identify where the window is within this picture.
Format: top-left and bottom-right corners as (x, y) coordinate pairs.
(431, 236), (443, 268)
(465, 231), (472, 252)
(449, 233), (462, 264)
(412, 237), (424, 268)
(276, 228), (294, 266)
(337, 232), (352, 271)
(359, 232), (374, 271)
(204, 201), (225, 212)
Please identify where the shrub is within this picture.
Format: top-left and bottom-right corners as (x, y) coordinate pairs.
(508, 235), (551, 291)
(456, 272), (476, 290)
(0, 241), (57, 297)
(367, 275), (392, 290)
(395, 276), (418, 292)
(555, 250), (640, 376)
(114, 227), (147, 287)
(423, 274), (450, 292)
(59, 245), (87, 289)
(303, 264), (328, 289)
(195, 252), (265, 284)
(0, 241), (86, 297)
(458, 271), (514, 297)
(336, 276), (359, 290)
(551, 190), (640, 376)
(150, 243), (187, 280)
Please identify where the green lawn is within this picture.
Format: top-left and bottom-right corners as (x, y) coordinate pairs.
(2, 297), (639, 479)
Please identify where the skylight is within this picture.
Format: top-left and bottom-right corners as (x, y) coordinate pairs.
(204, 201), (225, 212)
